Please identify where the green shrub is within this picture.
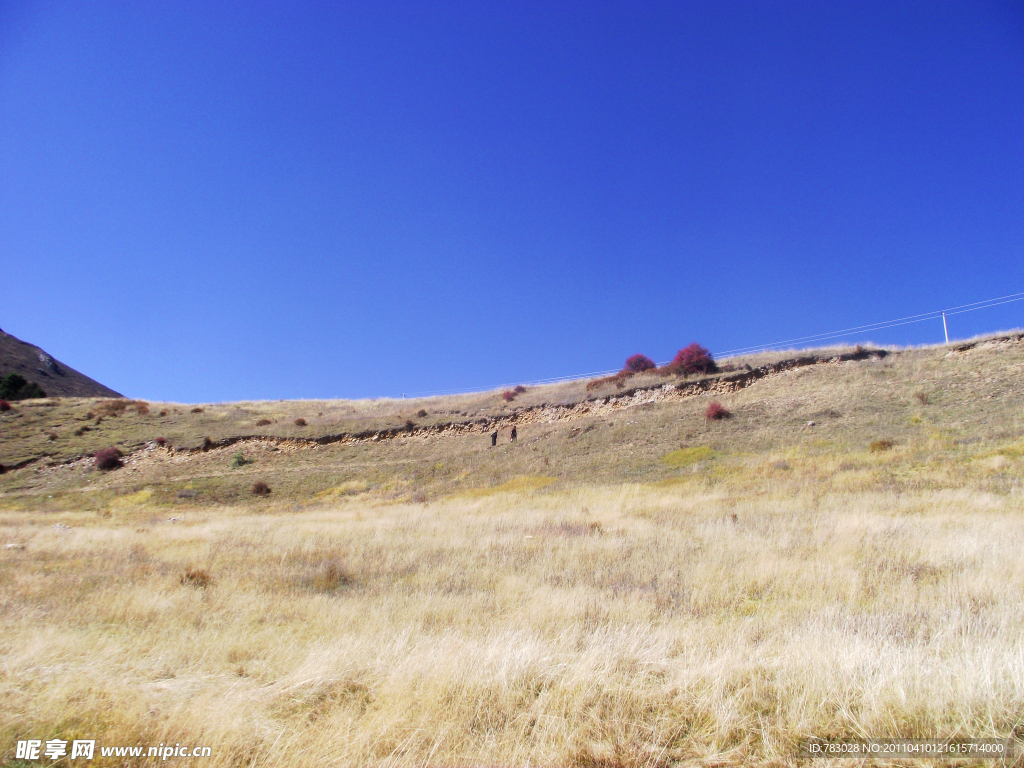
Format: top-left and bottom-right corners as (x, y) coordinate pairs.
(0, 373), (46, 401)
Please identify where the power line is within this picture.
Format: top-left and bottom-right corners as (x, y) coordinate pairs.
(397, 290), (1023, 399)
(714, 291), (1024, 357)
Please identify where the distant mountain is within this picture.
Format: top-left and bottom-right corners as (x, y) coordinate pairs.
(0, 328), (123, 399)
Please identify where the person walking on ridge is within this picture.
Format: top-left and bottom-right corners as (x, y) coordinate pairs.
(510, 426), (517, 443)
(490, 430), (498, 447)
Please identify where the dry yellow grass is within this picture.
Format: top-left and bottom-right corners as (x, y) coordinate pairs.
(2, 336), (1024, 766)
(2, 463), (1023, 766)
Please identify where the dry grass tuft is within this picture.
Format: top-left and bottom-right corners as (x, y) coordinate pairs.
(179, 567), (211, 588)
(303, 559), (354, 593)
(97, 399), (128, 417)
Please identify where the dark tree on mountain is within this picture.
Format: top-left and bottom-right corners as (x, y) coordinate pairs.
(0, 373), (46, 401)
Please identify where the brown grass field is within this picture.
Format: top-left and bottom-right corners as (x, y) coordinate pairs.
(1, 335), (1023, 766)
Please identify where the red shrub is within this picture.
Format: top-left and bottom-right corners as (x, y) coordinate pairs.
(0, 400), (10, 412)
(672, 343), (717, 375)
(155, 437), (167, 446)
(502, 390), (516, 402)
(624, 354), (656, 373)
(252, 481), (271, 496)
(94, 447), (124, 471)
(705, 401), (730, 421)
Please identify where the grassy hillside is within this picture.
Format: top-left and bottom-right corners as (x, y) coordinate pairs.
(1, 335), (1022, 766)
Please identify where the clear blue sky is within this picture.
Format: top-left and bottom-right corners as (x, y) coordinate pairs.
(1, 1), (1022, 402)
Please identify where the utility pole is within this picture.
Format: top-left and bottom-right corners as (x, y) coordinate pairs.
(942, 312), (949, 344)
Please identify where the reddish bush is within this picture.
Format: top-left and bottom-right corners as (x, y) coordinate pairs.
(294, 418), (307, 427)
(155, 437), (167, 446)
(502, 390), (516, 402)
(513, 385), (527, 394)
(94, 447), (124, 471)
(405, 419), (416, 430)
(705, 401), (730, 421)
(255, 418), (272, 426)
(624, 354), (656, 373)
(252, 481), (271, 496)
(0, 400), (10, 412)
(417, 409), (428, 418)
(672, 343), (717, 375)
(191, 407), (204, 414)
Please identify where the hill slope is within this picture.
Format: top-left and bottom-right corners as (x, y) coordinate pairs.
(1, 333), (1021, 501)
(0, 327), (122, 399)
(1, 335), (1022, 766)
